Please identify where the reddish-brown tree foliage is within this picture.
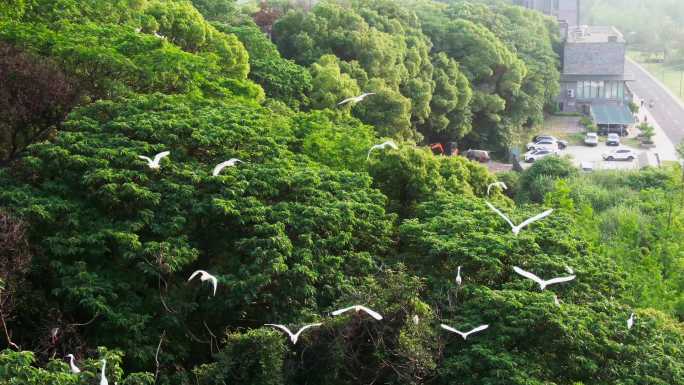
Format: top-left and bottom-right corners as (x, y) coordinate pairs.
(252, 1), (283, 37)
(0, 42), (80, 163)
(0, 210), (31, 350)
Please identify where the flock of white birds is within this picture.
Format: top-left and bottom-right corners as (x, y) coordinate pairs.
(64, 93), (636, 383)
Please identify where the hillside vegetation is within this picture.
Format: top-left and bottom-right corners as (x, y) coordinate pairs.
(0, 1), (682, 384)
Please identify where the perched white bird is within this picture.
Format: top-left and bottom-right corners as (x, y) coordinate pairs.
(188, 270), (218, 296)
(337, 92), (375, 106)
(265, 323), (322, 344)
(100, 359), (108, 385)
(213, 158), (244, 176)
(154, 32), (166, 39)
(455, 266), (463, 286)
(440, 324), (489, 340)
(412, 315), (420, 325)
(65, 354), (80, 374)
(553, 295), (561, 307)
(139, 151), (170, 170)
(513, 266), (576, 291)
(565, 265), (575, 275)
(331, 305), (383, 320)
(367, 141), (399, 159)
(134, 27), (142, 33)
(627, 313), (635, 330)
(487, 182), (508, 196)
(485, 201), (553, 236)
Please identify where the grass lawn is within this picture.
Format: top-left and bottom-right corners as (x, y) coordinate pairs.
(628, 51), (684, 102)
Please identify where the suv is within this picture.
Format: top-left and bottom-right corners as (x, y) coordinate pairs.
(606, 133), (620, 146)
(524, 148), (559, 163)
(584, 132), (599, 147)
(602, 148), (636, 161)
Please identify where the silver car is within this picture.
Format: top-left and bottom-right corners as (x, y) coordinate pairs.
(524, 148), (559, 163)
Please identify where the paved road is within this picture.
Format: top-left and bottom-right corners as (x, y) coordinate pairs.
(626, 58), (684, 145)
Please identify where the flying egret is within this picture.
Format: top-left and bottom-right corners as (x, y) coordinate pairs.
(487, 182), (508, 196)
(331, 305), (383, 320)
(513, 266), (576, 291)
(213, 158), (244, 176)
(485, 201), (553, 236)
(188, 270), (218, 296)
(265, 323), (322, 344)
(627, 313), (635, 330)
(139, 151), (170, 170)
(440, 324), (489, 340)
(65, 354), (80, 374)
(337, 92), (375, 106)
(455, 266), (463, 286)
(100, 359), (108, 385)
(367, 141), (399, 160)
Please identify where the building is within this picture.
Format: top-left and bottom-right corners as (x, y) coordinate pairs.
(558, 26), (634, 134)
(513, 0), (580, 26)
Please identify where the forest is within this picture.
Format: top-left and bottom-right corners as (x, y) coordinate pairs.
(0, 0), (682, 384)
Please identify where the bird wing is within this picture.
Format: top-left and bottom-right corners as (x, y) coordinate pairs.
(543, 275), (576, 286)
(485, 201), (515, 229)
(361, 92), (376, 98)
(208, 274), (218, 296)
(487, 182), (507, 195)
(513, 266), (544, 285)
(464, 324), (489, 337)
(293, 323), (323, 341)
(517, 209), (553, 230)
(367, 145), (382, 159)
(440, 324), (466, 338)
(383, 140), (399, 150)
(153, 151), (170, 164)
(357, 306), (383, 320)
(331, 306), (356, 316)
(212, 162), (228, 176)
(337, 97), (355, 106)
(265, 324), (294, 340)
(188, 270), (205, 282)
(139, 155), (153, 164)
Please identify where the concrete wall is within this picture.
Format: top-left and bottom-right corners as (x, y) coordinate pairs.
(563, 42), (626, 75)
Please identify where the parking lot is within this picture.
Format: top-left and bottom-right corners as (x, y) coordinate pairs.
(520, 141), (644, 171)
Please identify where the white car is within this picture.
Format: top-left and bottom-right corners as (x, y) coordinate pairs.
(526, 137), (567, 151)
(524, 148), (559, 163)
(602, 148), (637, 161)
(584, 132), (598, 146)
(606, 133), (620, 146)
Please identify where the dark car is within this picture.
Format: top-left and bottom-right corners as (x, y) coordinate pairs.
(465, 149), (490, 163)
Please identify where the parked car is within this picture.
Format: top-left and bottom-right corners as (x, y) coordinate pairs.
(584, 132), (599, 147)
(524, 148), (559, 163)
(526, 137), (568, 151)
(465, 149), (490, 163)
(580, 161), (594, 172)
(606, 133), (620, 146)
(602, 148), (637, 161)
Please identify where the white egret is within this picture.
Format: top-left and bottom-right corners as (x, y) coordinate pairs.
(565, 265), (575, 275)
(513, 266), (576, 291)
(440, 324), (489, 340)
(554, 295), (561, 307)
(65, 354), (80, 374)
(265, 323), (322, 344)
(331, 305), (383, 320)
(627, 313), (635, 330)
(337, 93), (375, 106)
(100, 359), (108, 385)
(367, 141), (399, 159)
(213, 158), (244, 176)
(487, 182), (508, 196)
(485, 201), (553, 236)
(455, 266), (462, 286)
(139, 151), (170, 170)
(188, 270), (218, 296)
(412, 315), (420, 325)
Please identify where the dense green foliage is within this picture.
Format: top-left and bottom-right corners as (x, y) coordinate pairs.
(0, 1), (682, 384)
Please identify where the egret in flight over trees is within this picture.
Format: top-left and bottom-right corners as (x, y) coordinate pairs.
(627, 313), (635, 330)
(213, 158), (244, 176)
(100, 359), (108, 385)
(332, 305), (383, 320)
(188, 270), (218, 296)
(485, 201), (553, 235)
(440, 324), (489, 340)
(367, 141), (398, 160)
(65, 354), (80, 374)
(487, 182), (507, 196)
(265, 323), (322, 344)
(338, 92), (375, 106)
(139, 151), (170, 170)
(456, 266), (462, 286)
(513, 266), (576, 291)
